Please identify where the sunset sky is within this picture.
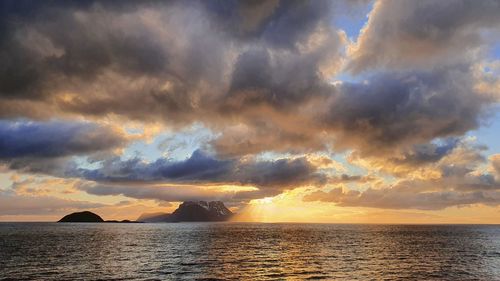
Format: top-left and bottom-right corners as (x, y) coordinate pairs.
(1, 0), (500, 223)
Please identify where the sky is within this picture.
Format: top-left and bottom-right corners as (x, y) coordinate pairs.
(1, 0), (500, 223)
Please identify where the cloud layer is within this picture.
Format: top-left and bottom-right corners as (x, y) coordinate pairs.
(305, 141), (500, 210)
(0, 0), (499, 214)
(0, 191), (105, 216)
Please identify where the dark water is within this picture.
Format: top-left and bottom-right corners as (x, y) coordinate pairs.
(0, 223), (499, 280)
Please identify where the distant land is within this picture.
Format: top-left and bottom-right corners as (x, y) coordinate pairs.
(163, 201), (233, 222)
(58, 211), (104, 223)
(58, 201), (233, 223)
(58, 211), (140, 223)
(137, 212), (171, 222)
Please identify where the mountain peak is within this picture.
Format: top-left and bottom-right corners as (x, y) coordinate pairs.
(168, 201), (233, 222)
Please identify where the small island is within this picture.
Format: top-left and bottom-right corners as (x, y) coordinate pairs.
(58, 211), (104, 223)
(58, 211), (139, 223)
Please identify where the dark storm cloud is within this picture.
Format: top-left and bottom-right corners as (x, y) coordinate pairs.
(324, 67), (495, 156)
(347, 0), (500, 72)
(0, 1), (168, 100)
(77, 150), (233, 183)
(257, 0), (331, 48)
(223, 44), (333, 111)
(214, 63), (497, 158)
(0, 120), (127, 159)
(71, 150), (327, 202)
(74, 149), (326, 189)
(0, 0), (218, 121)
(202, 0), (332, 47)
(0, 0), (338, 118)
(0, 0), (495, 160)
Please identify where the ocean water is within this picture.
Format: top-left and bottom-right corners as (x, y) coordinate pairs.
(0, 223), (499, 280)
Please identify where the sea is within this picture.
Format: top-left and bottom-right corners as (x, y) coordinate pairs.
(0, 223), (499, 280)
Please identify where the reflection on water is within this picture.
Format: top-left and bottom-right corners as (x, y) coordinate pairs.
(1, 223), (499, 280)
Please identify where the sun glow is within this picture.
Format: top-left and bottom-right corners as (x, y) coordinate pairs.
(233, 188), (351, 223)
(253, 197), (274, 205)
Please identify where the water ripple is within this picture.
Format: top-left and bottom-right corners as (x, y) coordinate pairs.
(0, 223), (499, 280)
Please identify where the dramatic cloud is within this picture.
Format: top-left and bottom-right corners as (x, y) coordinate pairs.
(0, 0), (497, 158)
(0, 0), (499, 216)
(212, 65), (498, 158)
(0, 0), (341, 121)
(305, 142), (500, 210)
(0, 120), (128, 159)
(77, 182), (239, 204)
(324, 68), (496, 156)
(347, 0), (500, 72)
(72, 150), (327, 201)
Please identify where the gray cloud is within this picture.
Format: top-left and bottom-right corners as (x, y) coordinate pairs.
(0, 0), (340, 121)
(67, 149), (328, 203)
(0, 120), (127, 159)
(492, 155), (500, 177)
(330, 174), (376, 184)
(323, 67), (495, 156)
(213, 64), (497, 158)
(77, 182), (237, 204)
(390, 139), (460, 166)
(202, 0), (333, 48)
(0, 0), (345, 162)
(0, 119), (325, 202)
(347, 0), (500, 73)
(0, 1), (222, 122)
(74, 150), (326, 190)
(0, 119), (129, 179)
(0, 0), (496, 161)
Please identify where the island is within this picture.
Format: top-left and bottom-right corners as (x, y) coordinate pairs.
(166, 201), (233, 222)
(58, 211), (104, 222)
(58, 201), (234, 223)
(58, 211), (139, 223)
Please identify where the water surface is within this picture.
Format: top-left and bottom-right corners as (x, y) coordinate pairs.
(1, 223), (499, 280)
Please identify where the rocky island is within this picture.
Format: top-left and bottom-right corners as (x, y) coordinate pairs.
(58, 201), (233, 223)
(137, 201), (233, 222)
(166, 201), (233, 222)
